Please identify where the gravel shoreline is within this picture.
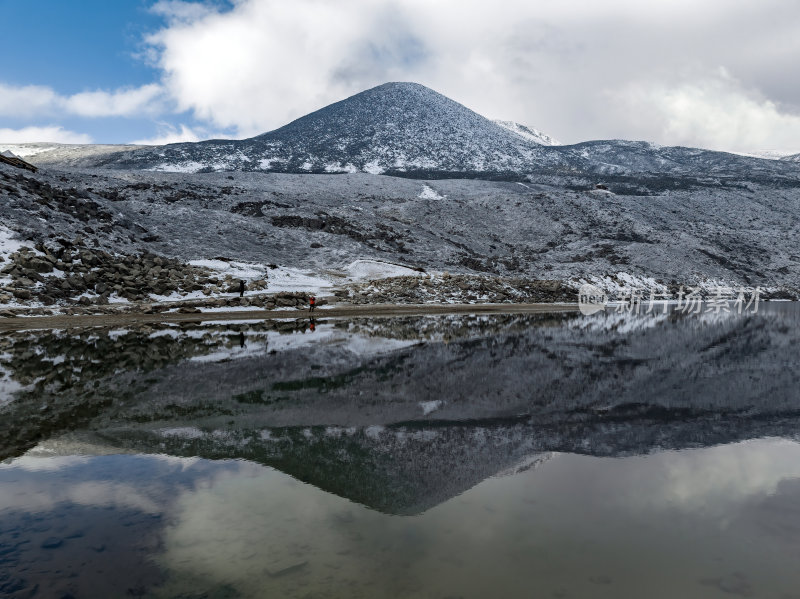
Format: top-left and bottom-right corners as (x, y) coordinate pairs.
(0, 302), (578, 331)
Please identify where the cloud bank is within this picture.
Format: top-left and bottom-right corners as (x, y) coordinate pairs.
(0, 125), (93, 144)
(0, 82), (166, 120)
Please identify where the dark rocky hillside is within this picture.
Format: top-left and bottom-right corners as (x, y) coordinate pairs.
(2, 161), (799, 297)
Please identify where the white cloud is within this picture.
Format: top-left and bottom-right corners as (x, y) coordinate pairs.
(151, 0), (220, 24)
(0, 82), (166, 119)
(64, 83), (166, 117)
(140, 0), (800, 151)
(146, 0), (381, 136)
(0, 83), (60, 118)
(0, 125), (93, 144)
(613, 69), (800, 153)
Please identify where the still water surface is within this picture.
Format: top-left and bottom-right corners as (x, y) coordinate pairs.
(1, 304), (799, 598)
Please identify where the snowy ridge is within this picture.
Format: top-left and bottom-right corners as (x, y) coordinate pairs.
(493, 120), (561, 146)
(16, 82), (800, 181)
(2, 142), (144, 165)
(732, 149), (800, 160)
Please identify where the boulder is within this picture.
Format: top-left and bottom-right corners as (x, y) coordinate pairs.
(25, 257), (54, 273)
(67, 275), (86, 291)
(24, 271), (45, 284)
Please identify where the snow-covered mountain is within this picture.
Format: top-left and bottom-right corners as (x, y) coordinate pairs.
(15, 81), (800, 182)
(79, 82), (554, 176)
(493, 120), (561, 146)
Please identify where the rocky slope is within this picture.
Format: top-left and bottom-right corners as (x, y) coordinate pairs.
(2, 160), (798, 303)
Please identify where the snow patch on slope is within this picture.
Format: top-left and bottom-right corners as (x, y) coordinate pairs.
(419, 184), (445, 200)
(732, 149), (800, 160)
(265, 266), (333, 293)
(345, 259), (424, 281)
(0, 225), (31, 292)
(189, 259), (268, 280)
(149, 161), (206, 173)
(493, 120), (561, 146)
(189, 259), (334, 293)
(363, 160), (384, 174)
(0, 224), (28, 257)
(420, 400), (443, 415)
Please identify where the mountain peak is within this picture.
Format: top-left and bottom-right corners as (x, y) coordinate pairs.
(51, 82), (559, 175)
(247, 81), (550, 174)
(365, 81), (434, 92)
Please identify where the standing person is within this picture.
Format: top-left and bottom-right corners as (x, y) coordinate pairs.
(308, 295), (316, 314)
(239, 279), (245, 298)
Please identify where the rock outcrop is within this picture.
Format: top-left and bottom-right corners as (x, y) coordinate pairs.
(0, 237), (268, 306)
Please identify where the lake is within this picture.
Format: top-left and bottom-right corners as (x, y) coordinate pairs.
(1, 303), (799, 598)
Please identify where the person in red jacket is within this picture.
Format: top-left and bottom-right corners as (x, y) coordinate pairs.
(308, 295), (316, 313)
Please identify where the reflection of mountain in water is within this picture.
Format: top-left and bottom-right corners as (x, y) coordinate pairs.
(2, 307), (800, 514)
(82, 425), (552, 516)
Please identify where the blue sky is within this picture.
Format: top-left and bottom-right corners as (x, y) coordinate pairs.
(0, 0), (236, 144)
(2, 0), (800, 152)
(2, 1), (159, 91)
(2, 0), (167, 142)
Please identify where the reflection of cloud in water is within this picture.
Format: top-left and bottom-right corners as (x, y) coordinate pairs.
(7, 454), (92, 471)
(0, 479), (162, 515)
(157, 464), (433, 598)
(0, 457), (159, 514)
(545, 439), (800, 519)
(658, 439), (800, 513)
(0, 453), (242, 599)
(0, 454), (216, 515)
(155, 439), (800, 598)
(2, 439), (800, 597)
